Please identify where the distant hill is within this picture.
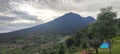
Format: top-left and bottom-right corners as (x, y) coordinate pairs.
(0, 12), (95, 36)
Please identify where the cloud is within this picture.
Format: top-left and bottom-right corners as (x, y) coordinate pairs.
(0, 15), (16, 26)
(0, 23), (36, 33)
(0, 14), (37, 33)
(0, 0), (120, 33)
(12, 11), (38, 21)
(0, 0), (11, 12)
(0, 15), (16, 21)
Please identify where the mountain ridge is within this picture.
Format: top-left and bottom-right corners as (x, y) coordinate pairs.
(0, 12), (95, 35)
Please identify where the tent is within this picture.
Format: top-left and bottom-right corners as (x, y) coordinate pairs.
(100, 42), (109, 48)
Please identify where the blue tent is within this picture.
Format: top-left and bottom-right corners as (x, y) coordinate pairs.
(100, 42), (109, 48)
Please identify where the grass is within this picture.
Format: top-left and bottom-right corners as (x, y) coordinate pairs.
(75, 36), (120, 54)
(0, 36), (120, 54)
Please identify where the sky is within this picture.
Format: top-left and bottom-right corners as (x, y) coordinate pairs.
(0, 0), (120, 33)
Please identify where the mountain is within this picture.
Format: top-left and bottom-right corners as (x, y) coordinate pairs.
(0, 12), (95, 36)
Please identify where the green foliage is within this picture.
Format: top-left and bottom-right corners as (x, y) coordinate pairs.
(87, 7), (117, 40)
(67, 46), (76, 54)
(65, 36), (74, 48)
(41, 49), (49, 54)
(97, 7), (117, 40)
(74, 32), (81, 47)
(57, 43), (65, 54)
(81, 39), (89, 50)
(86, 6), (118, 54)
(115, 18), (120, 36)
(75, 36), (120, 54)
(98, 6), (116, 20)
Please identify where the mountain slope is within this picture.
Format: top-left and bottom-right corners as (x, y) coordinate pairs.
(0, 12), (95, 36)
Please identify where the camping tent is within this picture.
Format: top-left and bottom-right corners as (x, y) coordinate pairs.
(100, 42), (109, 48)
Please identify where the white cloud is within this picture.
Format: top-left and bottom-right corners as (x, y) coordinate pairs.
(11, 19), (36, 24)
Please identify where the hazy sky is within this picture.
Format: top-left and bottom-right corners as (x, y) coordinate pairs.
(0, 0), (120, 33)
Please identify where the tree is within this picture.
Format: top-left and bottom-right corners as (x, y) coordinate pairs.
(89, 39), (102, 54)
(74, 32), (81, 47)
(65, 36), (74, 48)
(87, 7), (117, 54)
(87, 24), (103, 54)
(81, 39), (89, 54)
(79, 27), (90, 54)
(97, 7), (117, 54)
(57, 43), (65, 54)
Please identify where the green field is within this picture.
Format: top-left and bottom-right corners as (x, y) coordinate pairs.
(0, 36), (120, 54)
(75, 36), (120, 54)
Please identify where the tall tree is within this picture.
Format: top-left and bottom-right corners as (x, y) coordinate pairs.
(87, 23), (103, 54)
(98, 7), (117, 54)
(97, 6), (117, 40)
(87, 7), (117, 54)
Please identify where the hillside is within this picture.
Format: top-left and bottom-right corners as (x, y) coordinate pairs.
(0, 12), (95, 36)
